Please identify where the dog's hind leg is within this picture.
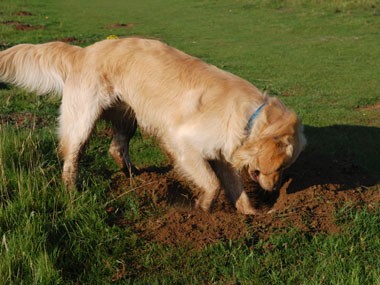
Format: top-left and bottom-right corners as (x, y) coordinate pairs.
(58, 88), (103, 188)
(210, 160), (257, 215)
(103, 104), (138, 175)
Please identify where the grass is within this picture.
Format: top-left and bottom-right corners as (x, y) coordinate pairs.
(1, 0), (380, 283)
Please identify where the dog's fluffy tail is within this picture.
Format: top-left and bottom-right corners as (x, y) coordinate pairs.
(0, 42), (81, 95)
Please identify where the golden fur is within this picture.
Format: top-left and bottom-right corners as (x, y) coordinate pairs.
(0, 38), (306, 214)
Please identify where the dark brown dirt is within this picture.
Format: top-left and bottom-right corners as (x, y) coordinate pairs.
(106, 149), (380, 248)
(55, 37), (84, 44)
(105, 23), (134, 29)
(14, 11), (33, 16)
(0, 21), (42, 31)
(356, 101), (380, 111)
(1, 21), (19, 25)
(15, 23), (42, 31)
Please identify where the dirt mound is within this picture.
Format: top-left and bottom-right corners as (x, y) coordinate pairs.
(55, 37), (83, 44)
(0, 21), (42, 31)
(105, 23), (134, 29)
(356, 101), (380, 111)
(106, 151), (379, 248)
(14, 11), (32, 16)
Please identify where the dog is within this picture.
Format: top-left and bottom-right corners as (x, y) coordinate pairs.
(0, 38), (306, 214)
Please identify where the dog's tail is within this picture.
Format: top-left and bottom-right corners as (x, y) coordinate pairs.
(0, 41), (81, 95)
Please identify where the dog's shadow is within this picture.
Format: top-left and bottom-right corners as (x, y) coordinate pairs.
(133, 125), (380, 208)
(0, 82), (11, 89)
(284, 125), (380, 194)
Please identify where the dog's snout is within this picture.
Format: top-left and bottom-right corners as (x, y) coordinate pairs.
(251, 170), (284, 191)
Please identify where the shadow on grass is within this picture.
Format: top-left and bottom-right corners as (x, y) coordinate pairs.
(136, 165), (172, 175)
(285, 125), (380, 193)
(0, 82), (11, 89)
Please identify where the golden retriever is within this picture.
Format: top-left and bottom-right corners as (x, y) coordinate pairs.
(0, 38), (306, 214)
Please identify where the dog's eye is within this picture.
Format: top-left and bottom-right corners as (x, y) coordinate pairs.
(250, 170), (260, 182)
(251, 170), (260, 181)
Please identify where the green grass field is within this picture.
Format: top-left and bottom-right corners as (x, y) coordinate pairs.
(1, 0), (380, 283)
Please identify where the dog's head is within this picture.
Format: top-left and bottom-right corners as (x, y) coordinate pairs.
(232, 97), (306, 191)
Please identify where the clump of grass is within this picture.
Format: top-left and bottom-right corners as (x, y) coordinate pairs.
(0, 126), (139, 283)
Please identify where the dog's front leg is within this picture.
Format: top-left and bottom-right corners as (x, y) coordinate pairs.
(171, 147), (221, 212)
(210, 160), (257, 215)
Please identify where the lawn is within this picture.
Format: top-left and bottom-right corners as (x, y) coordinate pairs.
(1, 0), (380, 283)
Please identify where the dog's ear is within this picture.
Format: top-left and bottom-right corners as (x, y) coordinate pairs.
(274, 135), (294, 157)
(263, 98), (297, 126)
(263, 104), (282, 125)
(231, 141), (257, 171)
(286, 143), (294, 157)
(256, 138), (288, 174)
(262, 110), (298, 140)
(232, 137), (288, 173)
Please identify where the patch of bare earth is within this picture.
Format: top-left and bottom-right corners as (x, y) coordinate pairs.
(14, 11), (33, 16)
(0, 20), (42, 31)
(356, 101), (380, 111)
(105, 23), (134, 29)
(55, 37), (84, 44)
(106, 151), (379, 248)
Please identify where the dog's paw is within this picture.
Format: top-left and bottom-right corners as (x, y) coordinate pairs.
(267, 208), (278, 215)
(237, 207), (258, 215)
(236, 200), (258, 215)
(194, 197), (212, 213)
(235, 193), (258, 215)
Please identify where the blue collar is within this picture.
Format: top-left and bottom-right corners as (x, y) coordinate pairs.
(245, 103), (267, 135)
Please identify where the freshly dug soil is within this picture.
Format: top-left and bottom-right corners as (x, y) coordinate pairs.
(106, 150), (379, 248)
